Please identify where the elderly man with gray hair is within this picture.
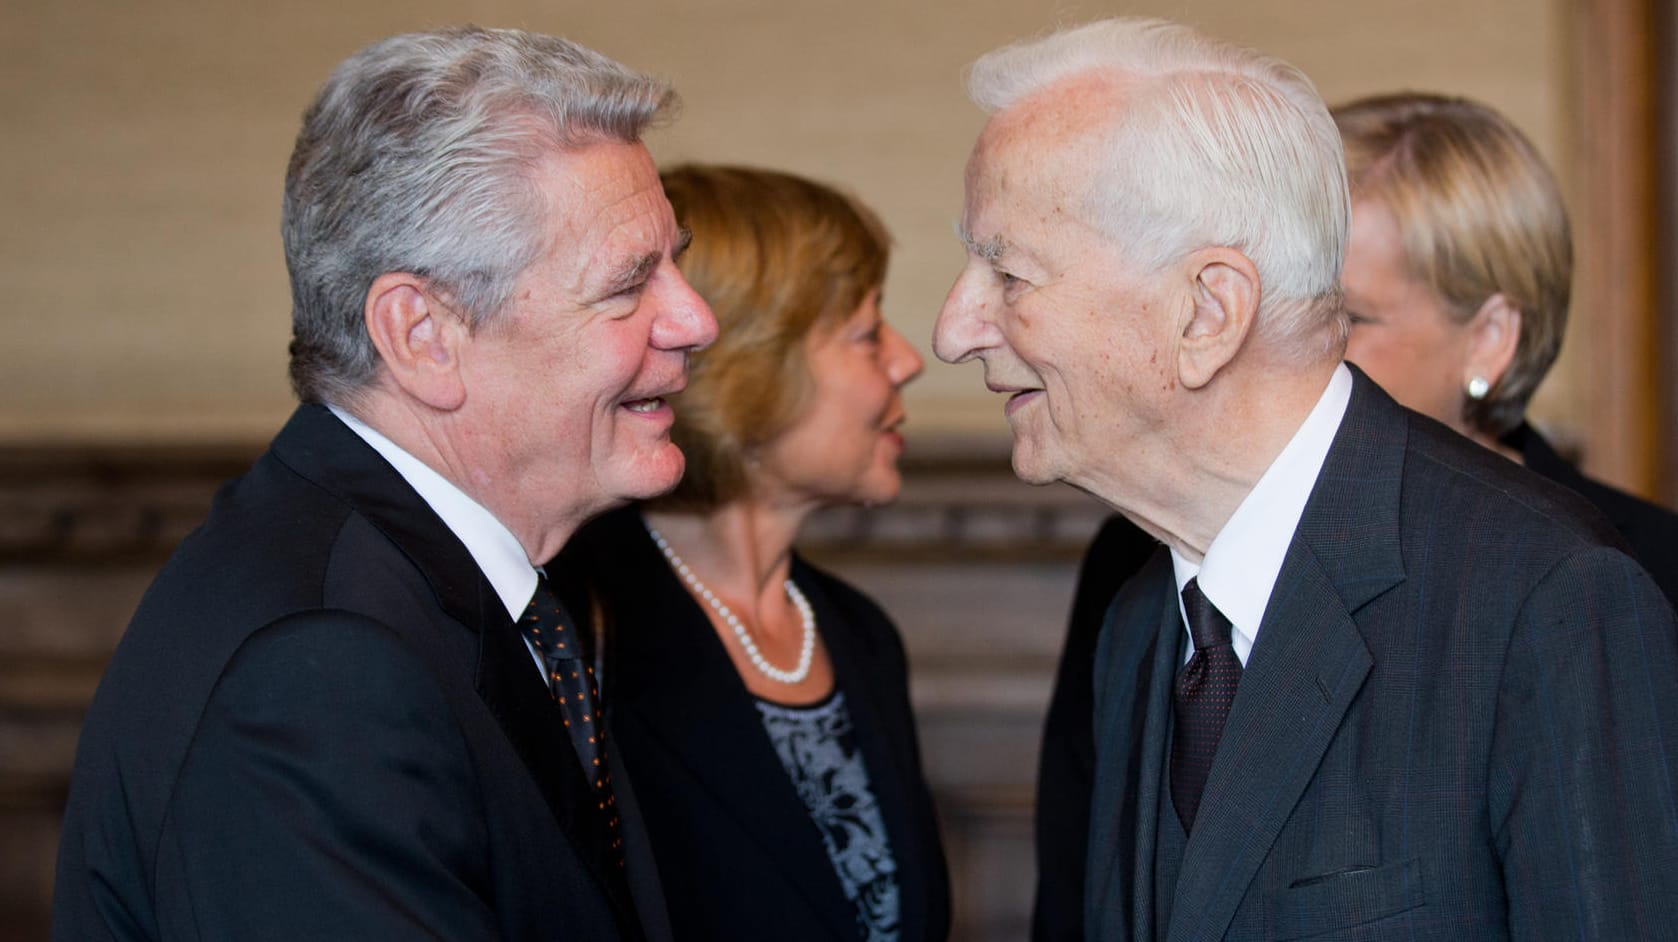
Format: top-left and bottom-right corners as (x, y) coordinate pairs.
(934, 17), (1678, 941)
(53, 27), (714, 941)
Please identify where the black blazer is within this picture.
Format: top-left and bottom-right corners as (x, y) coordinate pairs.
(53, 405), (649, 940)
(1035, 399), (1678, 942)
(1085, 370), (1678, 940)
(557, 507), (950, 942)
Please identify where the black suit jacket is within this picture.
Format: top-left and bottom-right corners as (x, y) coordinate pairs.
(557, 507), (950, 942)
(53, 405), (648, 940)
(1085, 370), (1678, 940)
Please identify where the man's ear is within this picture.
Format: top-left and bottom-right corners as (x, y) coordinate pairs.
(1178, 247), (1260, 390)
(1463, 293), (1521, 393)
(363, 272), (468, 412)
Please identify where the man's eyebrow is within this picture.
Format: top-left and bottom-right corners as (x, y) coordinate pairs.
(600, 251), (660, 295)
(955, 222), (1007, 263)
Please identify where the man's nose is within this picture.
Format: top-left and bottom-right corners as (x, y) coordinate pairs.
(652, 269), (718, 352)
(932, 267), (996, 364)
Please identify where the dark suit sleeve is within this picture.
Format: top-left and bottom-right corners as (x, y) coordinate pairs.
(1033, 516), (1156, 942)
(1490, 546), (1678, 937)
(152, 611), (499, 940)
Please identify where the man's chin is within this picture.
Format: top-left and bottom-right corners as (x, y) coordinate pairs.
(1008, 441), (1062, 487)
(604, 445), (686, 503)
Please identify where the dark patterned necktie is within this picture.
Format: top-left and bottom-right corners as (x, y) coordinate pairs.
(1171, 576), (1242, 834)
(520, 574), (622, 864)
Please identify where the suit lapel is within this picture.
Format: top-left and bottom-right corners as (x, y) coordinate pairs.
(1165, 553), (1374, 940)
(1086, 550), (1178, 942)
(474, 609), (637, 913)
(1166, 369), (1406, 940)
(270, 406), (640, 935)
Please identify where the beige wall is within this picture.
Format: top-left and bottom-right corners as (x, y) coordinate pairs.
(1, 0), (1575, 445)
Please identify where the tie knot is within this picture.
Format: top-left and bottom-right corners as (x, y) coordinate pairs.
(1181, 577), (1234, 652)
(524, 572), (560, 617)
(523, 573), (578, 659)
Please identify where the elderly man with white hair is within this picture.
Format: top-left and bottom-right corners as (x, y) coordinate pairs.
(934, 17), (1678, 941)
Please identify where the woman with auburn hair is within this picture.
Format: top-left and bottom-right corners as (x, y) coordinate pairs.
(558, 165), (948, 942)
(1334, 91), (1676, 603)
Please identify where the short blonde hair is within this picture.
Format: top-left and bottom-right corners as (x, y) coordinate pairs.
(1334, 92), (1571, 436)
(651, 164), (890, 511)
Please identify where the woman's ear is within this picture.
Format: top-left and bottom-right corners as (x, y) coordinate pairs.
(363, 273), (469, 412)
(1463, 292), (1521, 394)
(1178, 247), (1261, 390)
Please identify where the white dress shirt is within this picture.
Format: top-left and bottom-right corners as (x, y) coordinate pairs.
(1169, 363), (1353, 665)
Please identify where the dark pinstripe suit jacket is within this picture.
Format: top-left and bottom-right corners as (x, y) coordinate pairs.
(1085, 369), (1678, 941)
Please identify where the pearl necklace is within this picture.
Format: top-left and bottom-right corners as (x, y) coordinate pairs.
(645, 523), (817, 685)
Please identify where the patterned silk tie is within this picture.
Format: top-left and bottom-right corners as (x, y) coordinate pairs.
(520, 574), (623, 864)
(1171, 576), (1242, 834)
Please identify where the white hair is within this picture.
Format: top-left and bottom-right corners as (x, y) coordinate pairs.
(283, 27), (676, 404)
(969, 18), (1349, 359)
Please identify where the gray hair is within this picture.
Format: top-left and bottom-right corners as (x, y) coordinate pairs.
(969, 18), (1350, 360)
(283, 26), (677, 405)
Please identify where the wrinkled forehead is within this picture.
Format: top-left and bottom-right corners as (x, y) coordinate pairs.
(541, 139), (661, 211)
(964, 71), (1135, 222)
(541, 142), (670, 239)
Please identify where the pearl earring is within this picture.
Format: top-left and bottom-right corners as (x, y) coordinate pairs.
(1466, 376), (1490, 400)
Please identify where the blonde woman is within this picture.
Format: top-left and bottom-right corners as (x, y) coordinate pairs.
(1336, 92), (1677, 603)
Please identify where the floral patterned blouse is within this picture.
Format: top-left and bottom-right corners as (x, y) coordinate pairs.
(755, 691), (900, 942)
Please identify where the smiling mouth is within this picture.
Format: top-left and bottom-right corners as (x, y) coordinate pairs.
(1003, 389), (1042, 416)
(623, 397), (665, 413)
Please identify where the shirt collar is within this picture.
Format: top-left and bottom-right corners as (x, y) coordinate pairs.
(329, 405), (537, 622)
(1170, 362), (1352, 664)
